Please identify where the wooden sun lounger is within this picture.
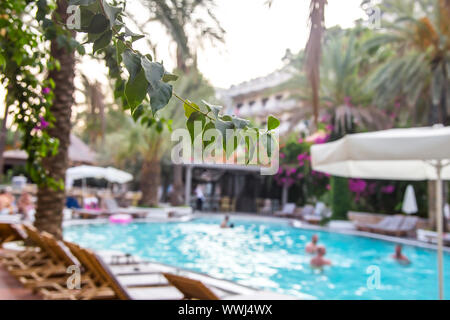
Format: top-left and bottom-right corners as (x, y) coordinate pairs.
(163, 273), (223, 300)
(1, 225), (49, 272)
(16, 231), (82, 290)
(72, 209), (110, 219)
(383, 216), (418, 237)
(355, 216), (399, 232)
(0, 223), (25, 244)
(274, 203), (296, 218)
(64, 241), (184, 300)
(370, 215), (404, 233)
(11, 227), (72, 287)
(78, 245), (184, 300)
(61, 241), (119, 300)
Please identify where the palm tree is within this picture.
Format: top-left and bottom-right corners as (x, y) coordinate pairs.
(103, 116), (165, 206)
(77, 75), (107, 146)
(143, 0), (225, 71)
(281, 27), (391, 133)
(34, 0), (75, 239)
(304, 0), (327, 126)
(364, 0), (450, 229)
(365, 0), (450, 125)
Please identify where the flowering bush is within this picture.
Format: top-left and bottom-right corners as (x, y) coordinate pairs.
(275, 124), (332, 206)
(274, 124), (428, 216)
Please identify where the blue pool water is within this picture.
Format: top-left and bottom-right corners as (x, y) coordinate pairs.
(64, 217), (450, 300)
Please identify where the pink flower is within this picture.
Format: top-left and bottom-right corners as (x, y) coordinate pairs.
(326, 124), (334, 132)
(42, 87), (51, 95)
(326, 184), (331, 190)
(297, 173), (304, 179)
(280, 153), (285, 159)
(348, 179), (367, 193)
(298, 138), (304, 144)
(381, 185), (395, 194)
(314, 134), (329, 144)
(34, 116), (49, 130)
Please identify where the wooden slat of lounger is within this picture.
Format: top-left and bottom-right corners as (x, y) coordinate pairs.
(163, 273), (221, 300)
(0, 223), (24, 243)
(78, 247), (131, 300)
(117, 274), (168, 287)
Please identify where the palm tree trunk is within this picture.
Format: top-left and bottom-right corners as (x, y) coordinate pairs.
(34, 0), (75, 239)
(139, 157), (161, 207)
(170, 164), (184, 206)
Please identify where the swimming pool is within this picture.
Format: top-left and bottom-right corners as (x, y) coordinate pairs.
(64, 216), (450, 300)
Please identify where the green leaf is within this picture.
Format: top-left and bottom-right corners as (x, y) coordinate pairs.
(124, 27), (144, 42)
(162, 72), (178, 82)
(122, 49), (141, 81)
(202, 122), (216, 149)
(131, 104), (145, 121)
(102, 0), (122, 28)
(232, 116), (250, 129)
(80, 7), (95, 29)
(244, 128), (259, 165)
(93, 30), (112, 53)
(267, 115), (280, 131)
(262, 132), (277, 158)
(141, 58), (173, 114)
(186, 112), (206, 143)
(215, 119), (234, 151)
(202, 100), (222, 118)
(125, 69), (148, 110)
(0, 53), (5, 70)
(115, 40), (126, 64)
(87, 14), (109, 33)
(183, 100), (197, 118)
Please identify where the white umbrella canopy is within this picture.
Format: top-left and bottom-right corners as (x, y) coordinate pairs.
(104, 167), (133, 184)
(402, 185), (418, 215)
(311, 125), (450, 300)
(311, 126), (450, 180)
(66, 165), (133, 187)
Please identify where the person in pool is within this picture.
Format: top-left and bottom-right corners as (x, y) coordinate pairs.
(305, 234), (319, 253)
(310, 245), (332, 268)
(392, 244), (410, 265)
(220, 215), (233, 228)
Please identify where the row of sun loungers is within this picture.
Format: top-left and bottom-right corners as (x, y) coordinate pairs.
(0, 223), (297, 300)
(355, 215), (418, 237)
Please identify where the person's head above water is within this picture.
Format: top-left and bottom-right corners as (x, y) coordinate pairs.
(395, 244), (403, 256)
(224, 215), (229, 221)
(312, 234), (319, 244)
(317, 245), (326, 256)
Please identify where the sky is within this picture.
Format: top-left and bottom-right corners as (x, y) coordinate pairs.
(83, 0), (368, 89)
(195, 0), (367, 88)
